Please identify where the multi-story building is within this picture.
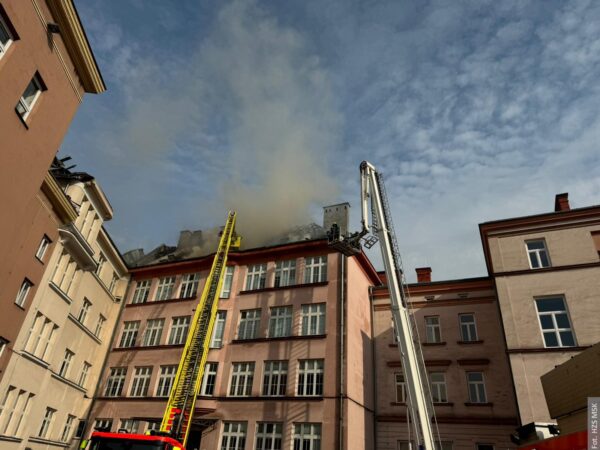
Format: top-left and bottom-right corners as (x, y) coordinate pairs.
(0, 163), (128, 450)
(0, 0), (105, 378)
(372, 268), (518, 450)
(89, 206), (381, 450)
(480, 193), (600, 438)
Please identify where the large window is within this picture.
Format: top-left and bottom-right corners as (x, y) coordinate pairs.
(238, 309), (261, 340)
(168, 316), (190, 345)
(304, 256), (327, 283)
(274, 260), (296, 287)
(143, 318), (164, 346)
(60, 415), (76, 442)
(200, 362), (218, 396)
(256, 422), (283, 450)
(77, 298), (92, 325)
(38, 407), (56, 438)
(155, 276), (176, 301)
(131, 280), (151, 304)
(429, 372), (447, 403)
(104, 367), (127, 397)
(0, 386), (34, 437)
(229, 362), (254, 397)
(459, 314), (478, 342)
(179, 273), (200, 299)
(156, 365), (177, 397)
(395, 373), (406, 403)
(245, 264), (267, 290)
(16, 73), (44, 121)
(526, 240), (551, 268)
(301, 303), (326, 335)
(58, 349), (74, 378)
(263, 361), (287, 396)
(130, 367), (152, 397)
(297, 360), (323, 396)
(293, 423), (321, 450)
(210, 311), (227, 348)
(221, 422), (247, 450)
(425, 316), (441, 343)
(467, 372), (487, 403)
(14, 279), (33, 308)
(24, 312), (57, 361)
(220, 266), (235, 298)
(268, 306), (292, 338)
(535, 297), (576, 347)
(119, 321), (140, 348)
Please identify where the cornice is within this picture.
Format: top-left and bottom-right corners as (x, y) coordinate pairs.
(41, 172), (77, 224)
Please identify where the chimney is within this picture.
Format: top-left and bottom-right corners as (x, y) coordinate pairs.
(323, 202), (350, 236)
(416, 267), (432, 283)
(177, 230), (203, 250)
(554, 193), (570, 212)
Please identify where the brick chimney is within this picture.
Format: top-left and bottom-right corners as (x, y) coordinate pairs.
(415, 267), (432, 283)
(554, 193), (570, 212)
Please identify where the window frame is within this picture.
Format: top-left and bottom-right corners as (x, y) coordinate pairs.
(429, 372), (448, 403)
(395, 372), (406, 403)
(210, 311), (227, 348)
(168, 316), (191, 345)
(229, 362), (255, 397)
(156, 365), (177, 397)
(425, 316), (442, 343)
(119, 321), (140, 348)
(95, 314), (106, 338)
(262, 361), (288, 397)
(274, 259), (296, 287)
(78, 361), (91, 388)
(221, 421), (247, 450)
(526, 239), (551, 269)
(38, 407), (56, 438)
(200, 362), (218, 396)
(220, 266), (235, 298)
(60, 414), (76, 442)
(104, 367), (127, 397)
(301, 303), (326, 336)
(14, 279), (33, 308)
(255, 422), (283, 450)
(466, 372), (487, 403)
(77, 298), (92, 325)
(179, 273), (200, 299)
(142, 318), (165, 346)
(237, 309), (261, 340)
(155, 276), (176, 301)
(535, 296), (576, 348)
(459, 313), (478, 342)
(293, 423), (321, 450)
(58, 349), (74, 378)
(268, 306), (293, 338)
(35, 235), (52, 262)
(304, 256), (327, 283)
(0, 11), (15, 55)
(245, 264), (267, 291)
(16, 73), (44, 122)
(131, 280), (151, 304)
(297, 359), (324, 397)
(130, 366), (152, 397)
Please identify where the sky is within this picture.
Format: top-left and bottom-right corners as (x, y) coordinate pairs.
(61, 0), (600, 282)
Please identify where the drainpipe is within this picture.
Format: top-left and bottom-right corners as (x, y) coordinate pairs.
(338, 253), (346, 450)
(369, 285), (377, 450)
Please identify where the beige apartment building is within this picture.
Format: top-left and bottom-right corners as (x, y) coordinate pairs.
(0, 163), (128, 450)
(0, 0), (105, 377)
(480, 193), (600, 438)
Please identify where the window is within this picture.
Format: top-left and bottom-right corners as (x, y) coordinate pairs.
(304, 256), (327, 283)
(179, 273), (200, 298)
(429, 372), (447, 403)
(35, 235), (51, 261)
(16, 73), (44, 121)
(268, 306), (292, 338)
(0, 337), (7, 358)
(60, 414), (76, 442)
(459, 314), (478, 342)
(38, 407), (56, 438)
(119, 419), (139, 434)
(119, 321), (140, 348)
(95, 254), (106, 276)
(104, 367), (127, 397)
(425, 316), (441, 343)
(395, 373), (406, 403)
(155, 276), (176, 301)
(94, 418), (113, 432)
(256, 422), (283, 450)
(297, 360), (323, 396)
(301, 303), (326, 335)
(156, 365), (177, 397)
(275, 260), (296, 287)
(293, 423), (321, 450)
(59, 349), (74, 378)
(109, 273), (118, 294)
(131, 280), (151, 304)
(245, 264), (267, 290)
(143, 318), (164, 346)
(0, 12), (15, 56)
(262, 361), (287, 396)
(210, 311), (227, 348)
(130, 367), (152, 397)
(14, 279), (33, 307)
(24, 312), (57, 361)
(95, 315), (106, 338)
(168, 316), (190, 345)
(201, 362), (218, 396)
(476, 445), (494, 450)
(220, 266), (235, 298)
(221, 422), (246, 450)
(52, 254), (79, 295)
(0, 386), (34, 437)
(77, 298), (92, 325)
(467, 372), (487, 403)
(229, 362), (254, 396)
(536, 297), (576, 347)
(237, 309), (261, 340)
(526, 240), (551, 268)
(146, 422), (160, 433)
(78, 362), (91, 388)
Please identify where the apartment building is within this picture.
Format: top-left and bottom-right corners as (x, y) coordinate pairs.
(0, 0), (105, 377)
(480, 193), (600, 436)
(0, 164), (128, 450)
(372, 268), (518, 450)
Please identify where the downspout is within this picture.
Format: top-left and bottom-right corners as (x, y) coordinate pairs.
(369, 285), (378, 450)
(338, 253), (347, 450)
(77, 276), (133, 447)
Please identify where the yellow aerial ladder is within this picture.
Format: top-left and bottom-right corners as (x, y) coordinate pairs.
(89, 212), (240, 450)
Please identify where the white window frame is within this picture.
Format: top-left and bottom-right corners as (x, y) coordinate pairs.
(535, 297), (576, 348)
(155, 276), (176, 301)
(58, 349), (74, 378)
(304, 256), (327, 283)
(262, 361), (287, 397)
(425, 316), (442, 343)
(245, 264), (267, 290)
(429, 372), (447, 403)
(130, 366), (152, 397)
(143, 318), (164, 346)
(237, 309), (261, 340)
(104, 367), (127, 397)
(0, 386), (34, 437)
(179, 273), (200, 299)
(221, 421), (247, 450)
(459, 313), (478, 342)
(78, 362), (91, 388)
(229, 362), (254, 397)
(16, 74), (43, 121)
(256, 422), (283, 450)
(60, 414), (76, 442)
(268, 306), (292, 338)
(526, 239), (551, 269)
(38, 407), (56, 438)
(0, 337), (7, 359)
(274, 260), (296, 287)
(467, 372), (487, 403)
(119, 321), (140, 348)
(168, 316), (190, 345)
(293, 423), (321, 450)
(35, 235), (51, 261)
(108, 273), (118, 294)
(210, 311), (227, 348)
(0, 13), (14, 56)
(220, 266), (235, 298)
(95, 253), (106, 276)
(131, 280), (151, 304)
(119, 419), (139, 434)
(95, 315), (106, 338)
(200, 362), (218, 396)
(14, 279), (33, 308)
(301, 303), (326, 336)
(395, 373), (406, 403)
(77, 298), (91, 325)
(94, 418), (113, 432)
(24, 313), (57, 361)
(297, 360), (324, 396)
(156, 365), (177, 397)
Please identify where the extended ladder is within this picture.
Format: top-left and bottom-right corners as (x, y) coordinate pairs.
(161, 211), (241, 447)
